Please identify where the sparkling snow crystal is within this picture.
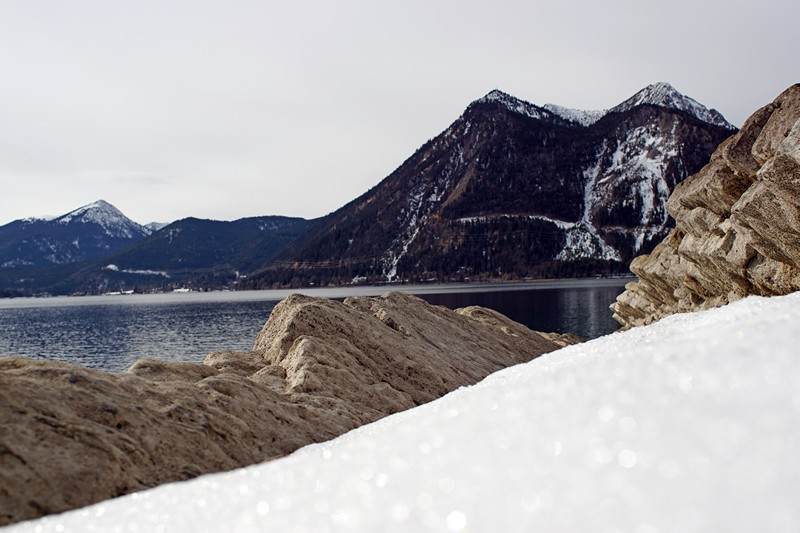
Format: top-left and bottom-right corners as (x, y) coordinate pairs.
(9, 293), (800, 532)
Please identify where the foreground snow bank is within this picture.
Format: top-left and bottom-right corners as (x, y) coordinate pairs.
(9, 294), (800, 532)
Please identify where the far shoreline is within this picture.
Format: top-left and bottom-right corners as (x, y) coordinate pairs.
(0, 277), (634, 310)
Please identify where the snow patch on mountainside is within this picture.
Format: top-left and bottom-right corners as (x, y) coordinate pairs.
(384, 181), (449, 280)
(598, 125), (677, 252)
(542, 104), (605, 126)
(552, 121), (683, 261)
(1, 259), (35, 268)
(382, 138), (461, 280)
(103, 264), (170, 277)
(557, 149), (623, 262)
(452, 116), (691, 263)
(145, 222), (169, 233)
(456, 214), (575, 230)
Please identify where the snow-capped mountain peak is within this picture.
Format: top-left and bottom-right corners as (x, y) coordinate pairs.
(55, 200), (151, 238)
(611, 82), (735, 129)
(474, 90), (553, 121)
(480, 83), (734, 130)
(57, 200), (121, 223)
(479, 89), (521, 105)
(614, 82), (694, 110)
(0, 200), (153, 269)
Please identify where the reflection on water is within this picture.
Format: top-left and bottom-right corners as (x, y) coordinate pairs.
(420, 285), (623, 341)
(0, 280), (627, 372)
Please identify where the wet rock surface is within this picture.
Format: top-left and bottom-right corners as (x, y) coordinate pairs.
(0, 292), (561, 526)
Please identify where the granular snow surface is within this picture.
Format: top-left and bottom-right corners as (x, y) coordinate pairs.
(8, 293), (800, 532)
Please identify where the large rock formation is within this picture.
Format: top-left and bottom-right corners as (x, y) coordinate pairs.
(612, 84), (800, 328)
(0, 292), (562, 526)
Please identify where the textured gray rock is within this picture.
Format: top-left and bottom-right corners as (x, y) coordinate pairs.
(612, 84), (800, 328)
(0, 292), (561, 526)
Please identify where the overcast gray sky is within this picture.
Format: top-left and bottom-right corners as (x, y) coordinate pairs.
(1, 0), (797, 226)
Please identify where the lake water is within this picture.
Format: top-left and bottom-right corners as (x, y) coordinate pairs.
(0, 279), (630, 372)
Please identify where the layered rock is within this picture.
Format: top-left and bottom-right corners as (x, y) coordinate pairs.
(0, 292), (562, 526)
(612, 84), (800, 328)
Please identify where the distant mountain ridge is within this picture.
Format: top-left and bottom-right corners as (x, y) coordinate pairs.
(1, 83), (737, 295)
(0, 200), (151, 268)
(0, 201), (315, 294)
(541, 82), (734, 129)
(246, 83), (736, 287)
(92, 215), (315, 284)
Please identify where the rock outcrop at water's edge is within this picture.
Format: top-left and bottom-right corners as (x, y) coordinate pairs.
(0, 292), (564, 526)
(612, 84), (800, 328)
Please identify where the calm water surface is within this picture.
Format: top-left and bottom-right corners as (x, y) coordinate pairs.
(0, 279), (629, 372)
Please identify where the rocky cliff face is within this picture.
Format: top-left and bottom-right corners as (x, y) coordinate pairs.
(0, 292), (562, 526)
(612, 84), (800, 328)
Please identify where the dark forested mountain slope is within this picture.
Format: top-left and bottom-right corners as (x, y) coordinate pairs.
(0, 210), (314, 295)
(101, 215), (315, 275)
(248, 83), (736, 287)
